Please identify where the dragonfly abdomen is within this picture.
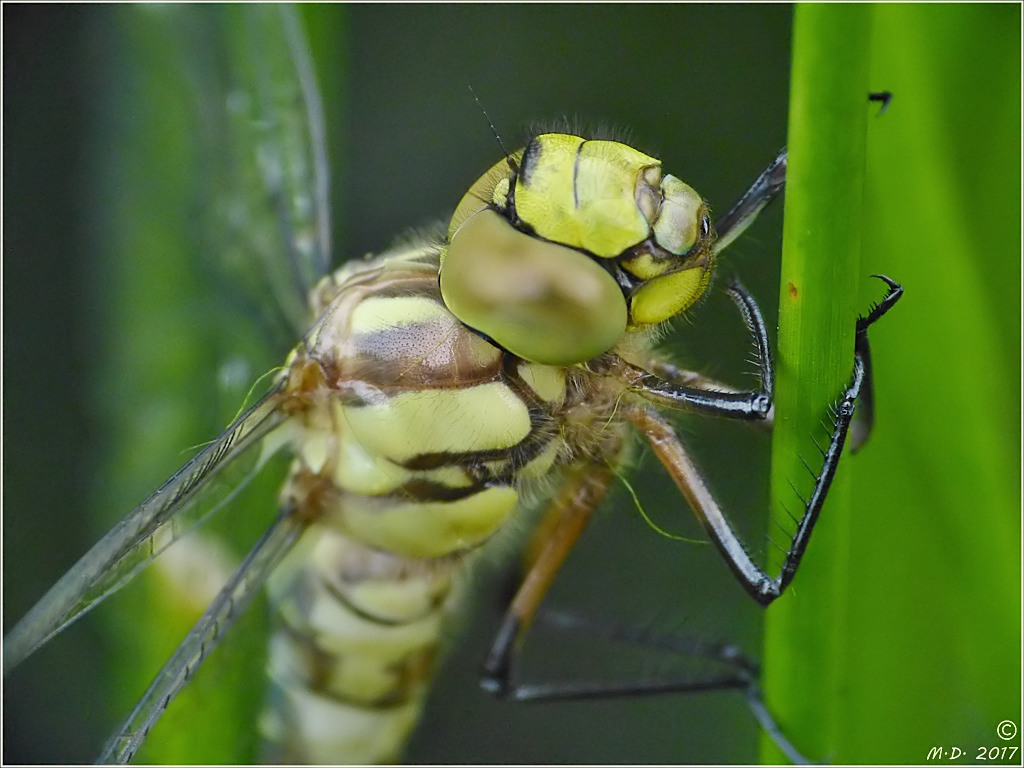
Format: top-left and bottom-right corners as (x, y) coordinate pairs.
(261, 527), (456, 764)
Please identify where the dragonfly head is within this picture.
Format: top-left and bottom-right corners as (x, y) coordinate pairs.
(439, 133), (716, 365)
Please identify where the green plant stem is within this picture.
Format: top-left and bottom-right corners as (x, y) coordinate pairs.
(761, 5), (873, 762)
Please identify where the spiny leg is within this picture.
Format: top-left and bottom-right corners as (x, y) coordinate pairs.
(631, 272), (883, 449)
(641, 358), (775, 432)
(848, 325), (875, 453)
(627, 277), (902, 605)
(848, 275), (903, 452)
(478, 464), (808, 760)
(706, 96), (891, 444)
(639, 362), (742, 394)
(611, 280), (774, 422)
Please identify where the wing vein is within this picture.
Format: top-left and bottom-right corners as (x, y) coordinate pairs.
(97, 507), (306, 764)
(3, 386), (288, 673)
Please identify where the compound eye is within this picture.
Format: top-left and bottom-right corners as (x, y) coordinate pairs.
(700, 213), (711, 239)
(440, 209), (628, 365)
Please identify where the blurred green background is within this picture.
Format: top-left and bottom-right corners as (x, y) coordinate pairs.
(3, 3), (1019, 765)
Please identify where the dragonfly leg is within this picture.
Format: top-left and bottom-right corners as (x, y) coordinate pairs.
(616, 280), (774, 423)
(641, 358), (775, 431)
(712, 147), (788, 255)
(534, 610), (810, 765)
(712, 91), (891, 257)
(848, 275), (903, 451)
(484, 595), (810, 763)
(480, 465), (612, 697)
(627, 276), (902, 605)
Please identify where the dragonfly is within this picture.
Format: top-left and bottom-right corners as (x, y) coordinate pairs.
(4, 5), (902, 764)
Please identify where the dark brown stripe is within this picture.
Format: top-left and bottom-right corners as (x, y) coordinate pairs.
(275, 619), (430, 710)
(396, 478), (486, 502)
(336, 481), (507, 512)
(317, 569), (446, 627)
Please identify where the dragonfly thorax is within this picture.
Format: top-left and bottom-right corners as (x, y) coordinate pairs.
(281, 246), (634, 560)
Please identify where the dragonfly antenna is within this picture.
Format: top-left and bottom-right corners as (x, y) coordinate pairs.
(468, 85), (516, 172)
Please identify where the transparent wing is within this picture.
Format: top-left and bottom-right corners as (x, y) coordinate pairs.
(210, 4), (333, 336)
(2, 386), (289, 674)
(97, 506), (306, 765)
(131, 5), (333, 352)
(5, 7), (332, 760)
